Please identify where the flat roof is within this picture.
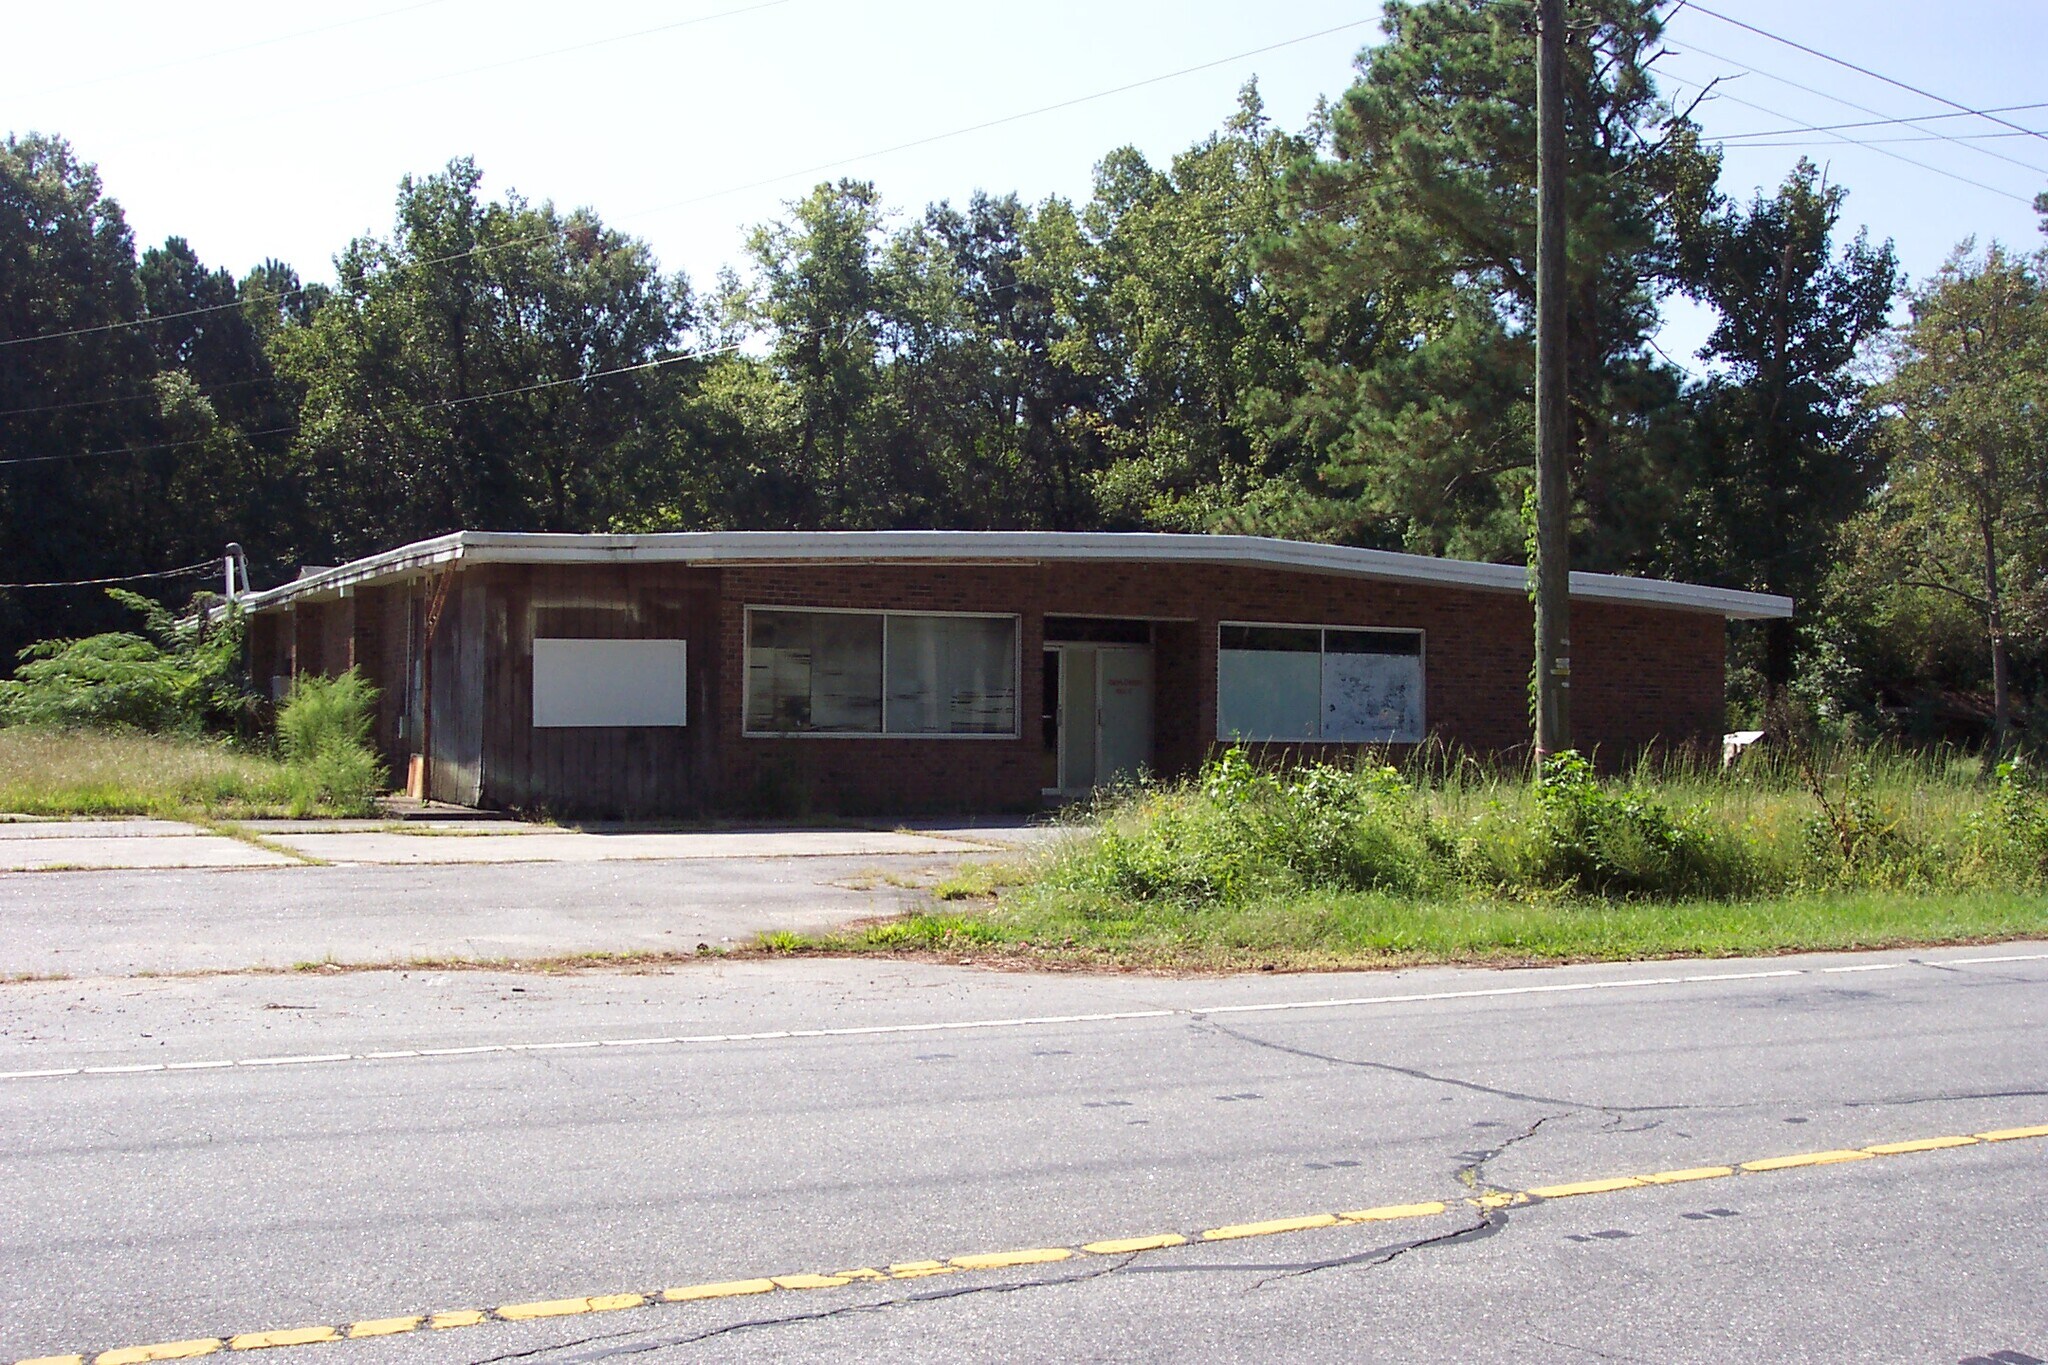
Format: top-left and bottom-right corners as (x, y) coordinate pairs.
(234, 530), (1793, 620)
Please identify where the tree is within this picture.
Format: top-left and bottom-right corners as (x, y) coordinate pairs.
(1079, 84), (1314, 532)
(274, 158), (691, 557)
(1674, 161), (1898, 712)
(1269, 0), (1720, 568)
(1864, 243), (2048, 758)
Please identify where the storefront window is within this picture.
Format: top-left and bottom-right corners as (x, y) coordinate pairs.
(745, 609), (1017, 737)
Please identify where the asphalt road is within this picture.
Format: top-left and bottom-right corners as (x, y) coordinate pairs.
(3, 945), (2045, 1363)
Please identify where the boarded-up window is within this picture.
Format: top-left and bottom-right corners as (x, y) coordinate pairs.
(745, 609), (1017, 737)
(533, 639), (688, 728)
(1217, 624), (1423, 743)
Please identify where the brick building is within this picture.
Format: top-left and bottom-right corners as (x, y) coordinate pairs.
(239, 531), (1790, 816)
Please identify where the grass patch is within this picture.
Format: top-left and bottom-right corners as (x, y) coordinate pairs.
(763, 746), (2048, 971)
(0, 729), (308, 817)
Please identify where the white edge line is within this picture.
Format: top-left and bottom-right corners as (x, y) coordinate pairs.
(8, 957), (2040, 1082)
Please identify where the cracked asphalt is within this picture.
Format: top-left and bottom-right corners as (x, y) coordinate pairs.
(3, 946), (2045, 1362)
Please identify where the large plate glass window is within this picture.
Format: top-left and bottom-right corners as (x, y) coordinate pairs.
(745, 609), (1017, 737)
(1218, 624), (1424, 743)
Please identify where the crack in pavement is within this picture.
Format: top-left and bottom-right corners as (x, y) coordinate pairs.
(523, 1255), (1142, 1362)
(1201, 1017), (1682, 1116)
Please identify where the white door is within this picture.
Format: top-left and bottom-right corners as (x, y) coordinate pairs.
(1094, 647), (1153, 786)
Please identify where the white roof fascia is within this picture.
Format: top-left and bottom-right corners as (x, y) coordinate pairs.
(240, 530), (1793, 620)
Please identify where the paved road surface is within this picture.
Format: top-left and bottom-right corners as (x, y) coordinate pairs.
(3, 945), (2044, 1362)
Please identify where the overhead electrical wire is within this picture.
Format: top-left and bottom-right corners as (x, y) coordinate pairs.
(0, 15), (1378, 354)
(143, 0), (796, 148)
(0, 560), (218, 590)
(22, 0), (458, 98)
(1714, 101), (2048, 143)
(1684, 2), (2048, 148)
(1668, 36), (2048, 178)
(1657, 71), (2035, 205)
(0, 338), (750, 471)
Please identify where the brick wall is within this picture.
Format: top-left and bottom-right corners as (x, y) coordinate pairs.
(714, 561), (1726, 814)
(254, 556), (1726, 817)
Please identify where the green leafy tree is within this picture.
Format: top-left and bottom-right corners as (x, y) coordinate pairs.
(1856, 243), (2048, 758)
(1672, 161), (1897, 711)
(1269, 0), (1719, 567)
(0, 134), (163, 658)
(275, 157), (691, 555)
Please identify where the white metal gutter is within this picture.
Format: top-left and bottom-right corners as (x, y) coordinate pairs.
(235, 530), (1793, 620)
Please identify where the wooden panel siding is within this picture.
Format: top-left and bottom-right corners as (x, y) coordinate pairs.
(478, 563), (718, 818)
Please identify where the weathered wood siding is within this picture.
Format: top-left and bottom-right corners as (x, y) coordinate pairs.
(478, 564), (718, 817)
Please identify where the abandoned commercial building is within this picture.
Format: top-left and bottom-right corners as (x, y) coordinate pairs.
(238, 530), (1792, 816)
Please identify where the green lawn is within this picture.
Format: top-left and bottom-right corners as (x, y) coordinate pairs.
(771, 877), (2046, 971)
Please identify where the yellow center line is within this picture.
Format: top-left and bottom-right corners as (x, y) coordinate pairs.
(22, 1122), (2039, 1365)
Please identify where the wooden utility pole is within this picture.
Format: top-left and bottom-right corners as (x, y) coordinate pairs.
(1532, 0), (1572, 759)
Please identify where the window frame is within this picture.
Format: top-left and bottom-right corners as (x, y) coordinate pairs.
(1214, 619), (1428, 744)
(742, 604), (1023, 740)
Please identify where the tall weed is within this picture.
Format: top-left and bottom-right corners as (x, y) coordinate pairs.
(276, 669), (385, 816)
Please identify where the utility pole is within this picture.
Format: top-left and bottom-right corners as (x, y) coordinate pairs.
(1532, 0), (1572, 760)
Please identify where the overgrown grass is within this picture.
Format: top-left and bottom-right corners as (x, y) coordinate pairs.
(0, 729), (304, 817)
(773, 745), (2048, 970)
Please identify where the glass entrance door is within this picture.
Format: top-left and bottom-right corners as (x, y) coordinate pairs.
(1042, 643), (1152, 796)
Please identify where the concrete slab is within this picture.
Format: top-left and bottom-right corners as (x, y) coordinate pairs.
(0, 818), (219, 840)
(266, 827), (1011, 865)
(0, 834), (298, 872)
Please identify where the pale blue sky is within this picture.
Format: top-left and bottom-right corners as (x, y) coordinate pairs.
(8, 1), (2045, 368)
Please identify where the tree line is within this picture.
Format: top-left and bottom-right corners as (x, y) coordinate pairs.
(3, 0), (2044, 748)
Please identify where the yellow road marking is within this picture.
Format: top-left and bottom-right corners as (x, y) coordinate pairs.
(886, 1260), (957, 1278)
(27, 1121), (2044, 1365)
(1865, 1136), (1977, 1155)
(1741, 1150), (1873, 1171)
(949, 1249), (1071, 1270)
(1340, 1201), (1447, 1222)
(662, 1279), (776, 1302)
(1202, 1213), (1340, 1241)
(1638, 1166), (1734, 1184)
(1083, 1234), (1188, 1254)
(226, 1329), (335, 1352)
(95, 1343), (219, 1365)
(1526, 1177), (1643, 1200)
(343, 1319), (418, 1338)
(497, 1294), (645, 1321)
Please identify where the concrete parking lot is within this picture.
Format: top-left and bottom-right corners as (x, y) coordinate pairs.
(0, 815), (1068, 978)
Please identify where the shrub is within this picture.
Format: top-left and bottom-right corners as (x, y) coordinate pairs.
(0, 590), (253, 734)
(1523, 751), (1756, 899)
(276, 669), (385, 815)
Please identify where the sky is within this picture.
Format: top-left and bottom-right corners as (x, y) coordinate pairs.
(7, 0), (2046, 370)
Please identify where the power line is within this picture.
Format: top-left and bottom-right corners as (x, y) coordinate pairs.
(0, 340), (747, 471)
(143, 0), (795, 150)
(21, 0), (457, 98)
(0, 15), (1377, 354)
(1724, 131), (2048, 151)
(0, 560), (218, 590)
(1669, 36), (2048, 178)
(1715, 101), (2048, 142)
(1659, 71), (2035, 205)
(1684, 2), (2048, 149)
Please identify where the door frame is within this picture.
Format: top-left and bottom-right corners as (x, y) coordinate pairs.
(1043, 642), (1153, 797)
